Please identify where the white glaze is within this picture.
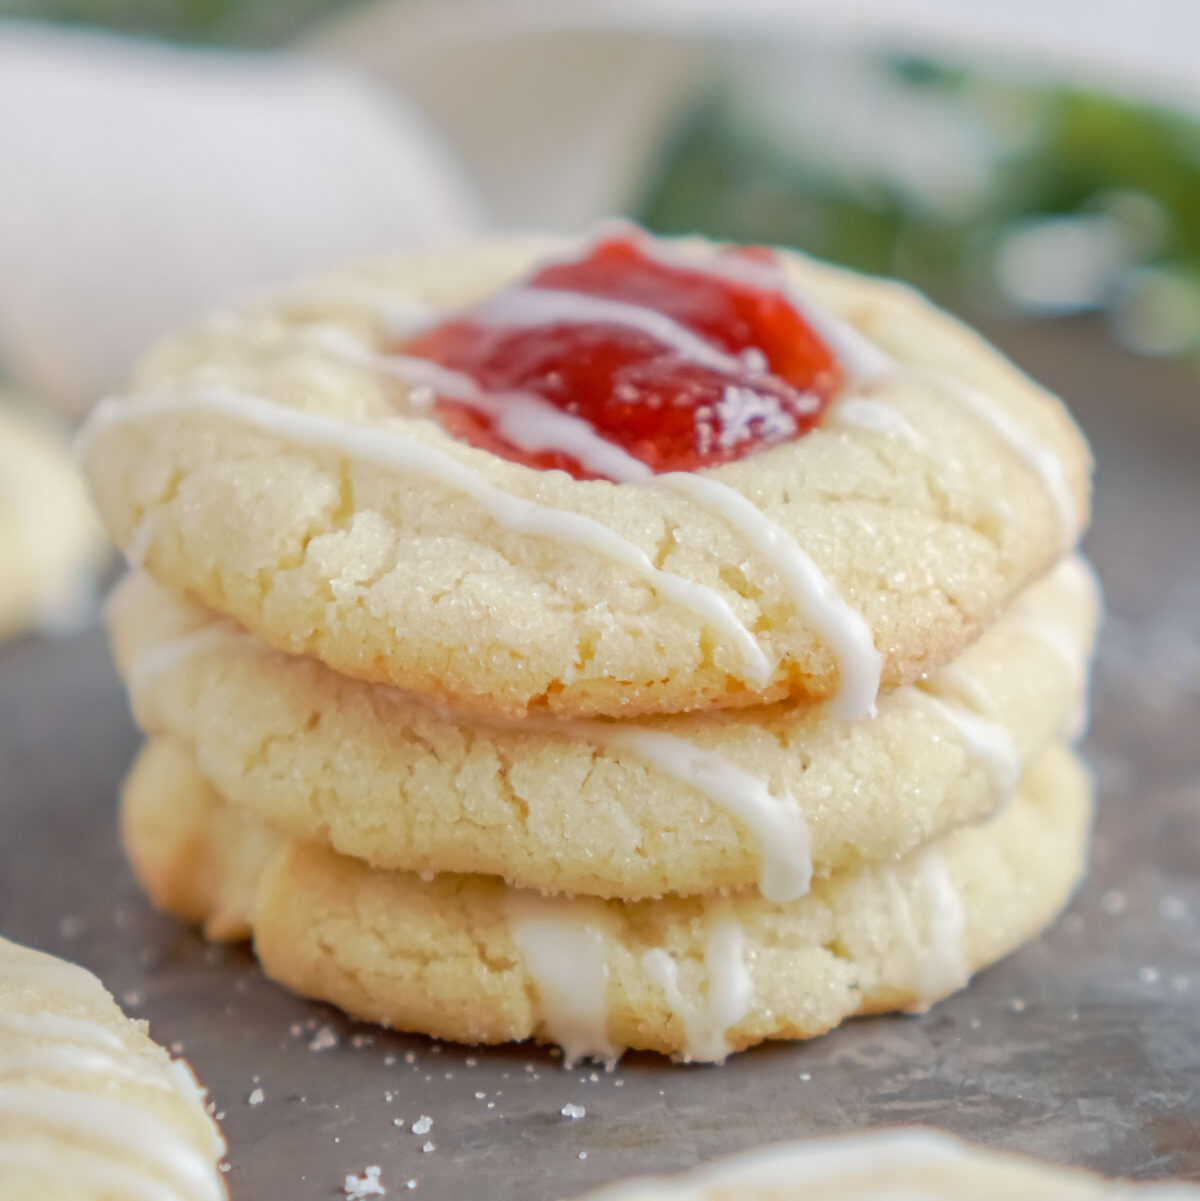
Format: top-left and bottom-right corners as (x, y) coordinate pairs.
(124, 624), (261, 707)
(123, 511), (158, 570)
(504, 893), (616, 1066)
(912, 850), (968, 1007)
(898, 366), (1077, 548)
(659, 471), (882, 720)
(910, 685), (1020, 808)
(81, 387), (773, 686)
(562, 723), (813, 904)
(0, 1145), (193, 1201)
(827, 396), (927, 449)
(467, 286), (750, 377)
(579, 1128), (978, 1199)
(300, 325), (652, 484)
(641, 915), (752, 1063)
(0, 1087), (223, 1201)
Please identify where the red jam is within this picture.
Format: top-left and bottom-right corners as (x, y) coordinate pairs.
(398, 233), (843, 480)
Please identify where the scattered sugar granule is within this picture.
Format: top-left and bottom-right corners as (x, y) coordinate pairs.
(384, 1055), (396, 1067)
(466, 1058), (477, 1067)
(392, 1118), (404, 1128)
(1101, 889), (1128, 916)
(1010, 998), (1027, 1013)
(411, 1115), (433, 1136)
(798, 1072), (812, 1081)
(486, 1102), (495, 1109)
(352, 1034), (374, 1049)
(219, 1162), (231, 1174)
(422, 1142), (435, 1154)
(289, 1022), (304, 1038)
(122, 991), (144, 1008)
(405, 1181), (417, 1191)
(613, 1080), (624, 1088)
(579, 1152), (588, 1160)
(344, 1165), (385, 1198)
(1140, 966), (1161, 985)
(1160, 896), (1187, 922)
(248, 1088), (264, 1107)
(170, 1041), (185, 1054)
(309, 1025), (339, 1052)
(474, 1092), (486, 1100)
(404, 1052), (416, 1065)
(561, 1103), (586, 1120)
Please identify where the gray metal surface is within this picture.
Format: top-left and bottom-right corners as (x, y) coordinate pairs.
(1, 316), (1198, 1198)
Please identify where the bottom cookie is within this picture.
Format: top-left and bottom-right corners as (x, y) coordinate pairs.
(570, 1128), (1198, 1200)
(0, 935), (226, 1201)
(122, 741), (1091, 1063)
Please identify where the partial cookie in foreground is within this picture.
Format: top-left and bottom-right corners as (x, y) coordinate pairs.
(0, 398), (104, 640)
(568, 1128), (1200, 1200)
(123, 741), (1090, 1062)
(0, 934), (226, 1200)
(109, 558), (1099, 900)
(79, 229), (1091, 719)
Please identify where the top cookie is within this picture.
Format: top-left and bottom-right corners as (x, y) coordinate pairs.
(79, 227), (1091, 719)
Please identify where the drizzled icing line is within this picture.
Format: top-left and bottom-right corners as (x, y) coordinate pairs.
(81, 387), (772, 687)
(119, 572), (815, 905)
(504, 893), (616, 1067)
(641, 915), (752, 1063)
(295, 322), (878, 719)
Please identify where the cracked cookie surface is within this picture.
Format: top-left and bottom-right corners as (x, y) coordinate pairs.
(108, 558), (1098, 900)
(121, 741), (1090, 1061)
(80, 235), (1091, 719)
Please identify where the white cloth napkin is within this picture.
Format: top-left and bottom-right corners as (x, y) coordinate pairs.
(0, 24), (482, 415)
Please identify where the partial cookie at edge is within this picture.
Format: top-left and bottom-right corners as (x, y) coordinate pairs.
(0, 934), (226, 1201)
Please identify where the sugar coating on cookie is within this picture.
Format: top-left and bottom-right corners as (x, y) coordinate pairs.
(0, 935), (226, 1200)
(108, 557), (1099, 901)
(121, 742), (1091, 1063)
(79, 229), (1092, 719)
(570, 1128), (1200, 1200)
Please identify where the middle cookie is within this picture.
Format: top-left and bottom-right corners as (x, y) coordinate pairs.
(107, 557), (1097, 903)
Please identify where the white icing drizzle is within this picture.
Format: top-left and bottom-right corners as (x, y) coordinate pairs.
(0, 1145), (194, 1201)
(0, 1012), (125, 1050)
(81, 388), (772, 685)
(912, 851), (968, 1007)
(504, 893), (616, 1067)
(561, 723), (812, 904)
(910, 682), (1020, 808)
(0, 1087), (223, 1201)
(896, 366), (1077, 549)
(605, 225), (894, 384)
(91, 392), (771, 682)
(827, 396), (927, 450)
(123, 511), (158, 570)
(582, 1129), (977, 1199)
(884, 850), (968, 1012)
(659, 471), (882, 720)
(299, 325), (653, 484)
(299, 322), (879, 719)
(467, 286), (751, 377)
(641, 916), (752, 1063)
(0, 1045), (180, 1091)
(125, 624), (261, 706)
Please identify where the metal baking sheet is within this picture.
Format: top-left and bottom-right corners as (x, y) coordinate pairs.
(2, 317), (1198, 1198)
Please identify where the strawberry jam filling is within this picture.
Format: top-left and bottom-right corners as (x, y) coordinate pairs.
(398, 232), (843, 480)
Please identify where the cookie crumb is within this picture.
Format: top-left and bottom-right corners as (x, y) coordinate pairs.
(560, 1103), (586, 1120)
(309, 1025), (339, 1052)
(411, 1115), (433, 1135)
(344, 1165), (385, 1198)
(248, 1087), (264, 1107)
(1139, 966), (1160, 985)
(422, 1142), (435, 1154)
(579, 1152), (588, 1160)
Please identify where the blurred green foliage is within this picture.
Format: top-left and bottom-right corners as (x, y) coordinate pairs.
(639, 60), (1200, 364)
(0, 0), (360, 46)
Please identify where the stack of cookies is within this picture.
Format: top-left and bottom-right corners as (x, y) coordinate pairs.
(81, 228), (1097, 1062)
